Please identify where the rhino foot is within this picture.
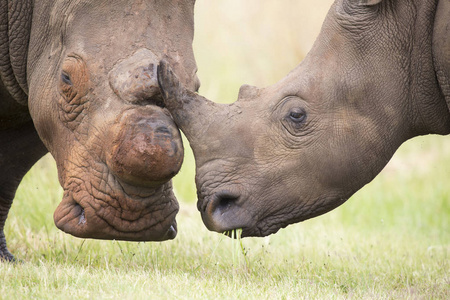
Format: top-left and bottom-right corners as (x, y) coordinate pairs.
(0, 235), (15, 262)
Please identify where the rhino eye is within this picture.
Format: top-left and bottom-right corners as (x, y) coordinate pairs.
(288, 108), (306, 123)
(61, 72), (72, 85)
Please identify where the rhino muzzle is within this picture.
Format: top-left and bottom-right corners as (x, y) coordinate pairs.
(106, 107), (184, 188)
(200, 190), (251, 234)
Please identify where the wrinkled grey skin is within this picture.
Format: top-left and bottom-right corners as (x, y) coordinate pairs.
(158, 0), (450, 237)
(1, 0), (199, 261)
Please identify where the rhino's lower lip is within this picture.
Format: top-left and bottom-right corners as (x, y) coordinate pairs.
(54, 180), (179, 241)
(60, 200), (178, 240)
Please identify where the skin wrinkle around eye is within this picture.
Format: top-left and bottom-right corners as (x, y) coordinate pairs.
(58, 54), (90, 131)
(269, 95), (324, 147)
(261, 116), (322, 155)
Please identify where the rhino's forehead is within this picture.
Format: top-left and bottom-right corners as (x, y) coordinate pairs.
(49, 0), (195, 21)
(44, 0), (197, 84)
(48, 0), (195, 50)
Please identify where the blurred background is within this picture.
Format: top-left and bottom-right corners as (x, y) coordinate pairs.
(193, 0), (333, 102)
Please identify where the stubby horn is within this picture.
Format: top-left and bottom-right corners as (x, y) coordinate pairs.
(157, 60), (221, 143)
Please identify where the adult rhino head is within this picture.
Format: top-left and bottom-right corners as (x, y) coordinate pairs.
(22, 1), (198, 242)
(158, 0), (450, 237)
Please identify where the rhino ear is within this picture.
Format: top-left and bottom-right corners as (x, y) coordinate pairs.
(357, 0), (383, 5)
(237, 84), (259, 100)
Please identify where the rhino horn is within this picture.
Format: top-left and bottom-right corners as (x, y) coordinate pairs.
(157, 60), (221, 143)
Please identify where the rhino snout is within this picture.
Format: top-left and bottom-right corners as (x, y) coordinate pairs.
(201, 190), (252, 235)
(106, 108), (184, 187)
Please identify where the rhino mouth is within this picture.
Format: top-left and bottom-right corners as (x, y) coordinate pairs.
(199, 192), (294, 238)
(196, 181), (306, 238)
(54, 163), (179, 242)
(200, 191), (352, 238)
(69, 202), (86, 226)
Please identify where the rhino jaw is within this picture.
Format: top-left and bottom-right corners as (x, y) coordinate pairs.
(53, 178), (179, 241)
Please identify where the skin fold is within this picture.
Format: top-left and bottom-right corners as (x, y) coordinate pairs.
(1, 0), (199, 261)
(158, 0), (450, 237)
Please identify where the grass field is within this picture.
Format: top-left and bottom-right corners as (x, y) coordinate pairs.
(2, 0), (449, 299)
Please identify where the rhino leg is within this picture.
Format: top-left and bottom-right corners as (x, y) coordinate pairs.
(0, 121), (47, 261)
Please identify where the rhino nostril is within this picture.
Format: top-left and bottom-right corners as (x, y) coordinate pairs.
(212, 191), (240, 215)
(201, 190), (246, 233)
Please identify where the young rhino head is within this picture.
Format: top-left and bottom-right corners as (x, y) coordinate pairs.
(26, 0), (199, 241)
(158, 0), (450, 237)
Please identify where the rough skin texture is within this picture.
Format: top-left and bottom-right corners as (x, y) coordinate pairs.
(1, 0), (198, 261)
(158, 0), (450, 238)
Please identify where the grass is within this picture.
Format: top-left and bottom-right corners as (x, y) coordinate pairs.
(2, 135), (449, 299)
(2, 0), (449, 298)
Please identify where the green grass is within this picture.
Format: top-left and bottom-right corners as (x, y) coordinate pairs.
(2, 135), (449, 299)
(2, 0), (449, 298)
